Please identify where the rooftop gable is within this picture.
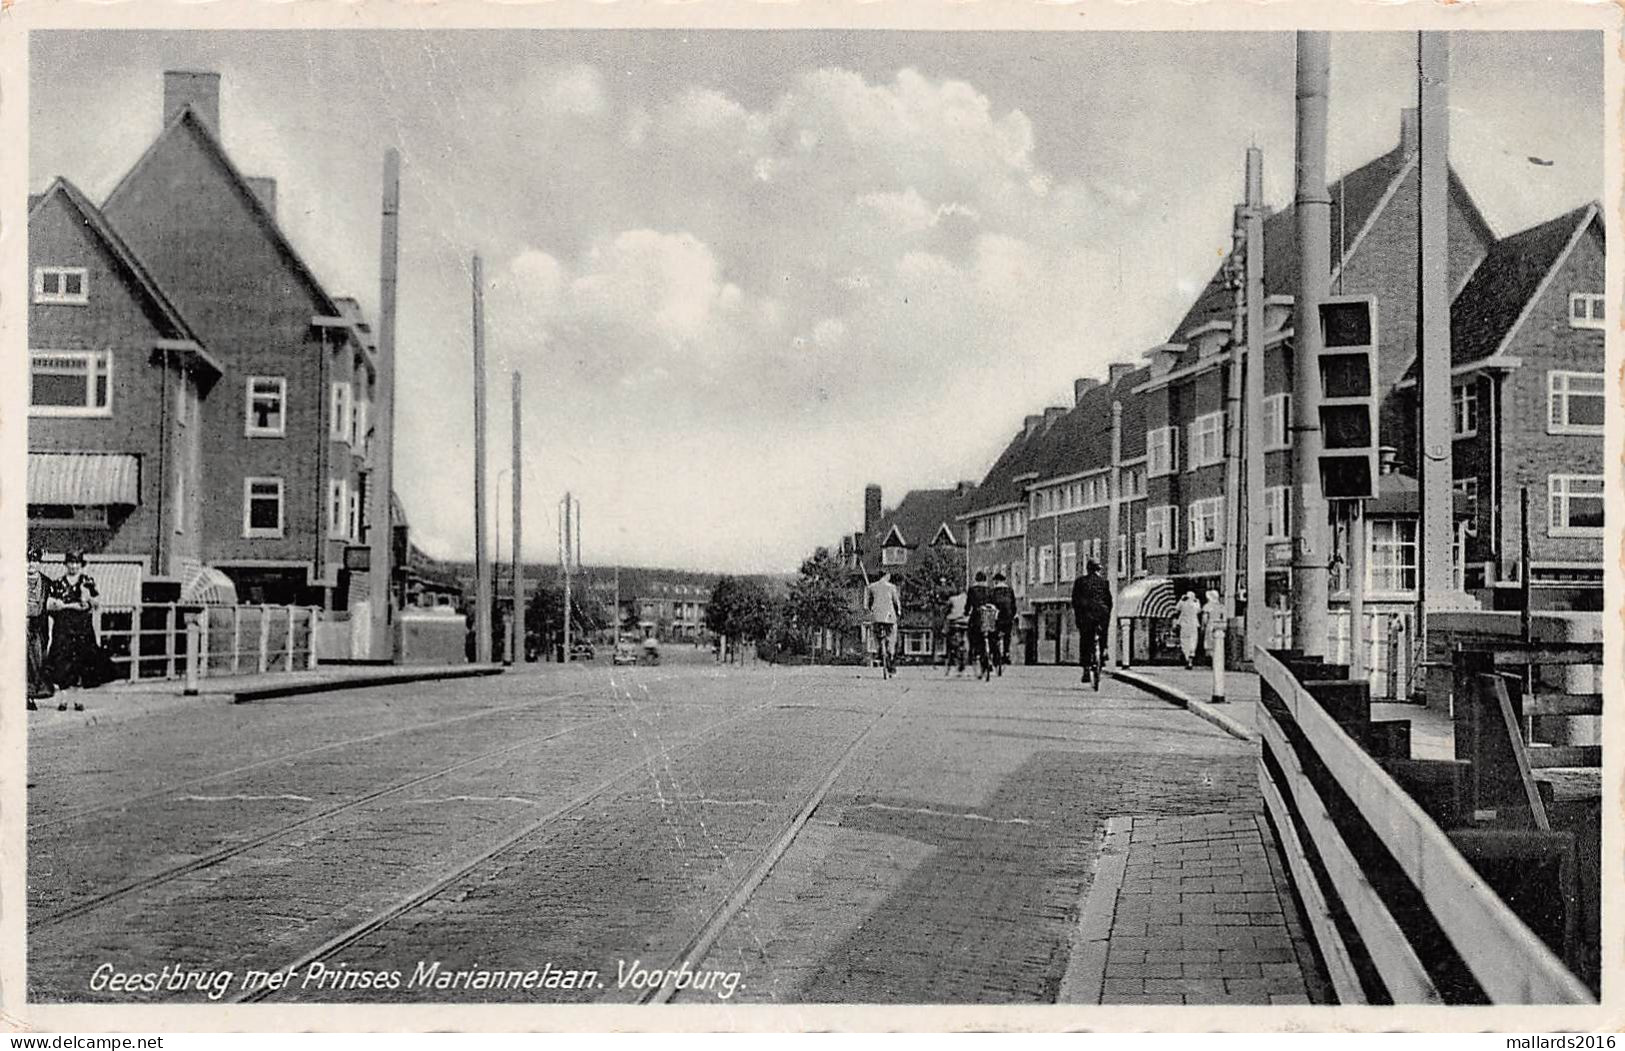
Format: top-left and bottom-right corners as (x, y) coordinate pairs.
(29, 177), (216, 371)
(102, 106), (341, 320)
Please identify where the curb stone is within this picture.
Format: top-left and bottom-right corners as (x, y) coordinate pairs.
(1108, 668), (1257, 743)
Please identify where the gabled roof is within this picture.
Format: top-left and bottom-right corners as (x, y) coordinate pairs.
(861, 485), (978, 575)
(1443, 202), (1600, 371)
(1028, 381), (1117, 485)
(962, 421), (1056, 514)
(30, 176), (208, 352)
(102, 106), (341, 319)
(1170, 140), (1493, 359)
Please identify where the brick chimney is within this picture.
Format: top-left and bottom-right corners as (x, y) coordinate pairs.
(1108, 362), (1134, 386)
(1023, 414), (1044, 439)
(246, 176), (277, 219)
(164, 70), (221, 132)
(1043, 405), (1067, 429)
(1399, 107), (1419, 158)
(864, 484), (882, 534)
(1073, 378), (1099, 405)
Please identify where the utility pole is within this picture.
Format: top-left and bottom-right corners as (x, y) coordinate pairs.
(511, 371), (524, 664)
(1418, 32), (1459, 616)
(370, 149), (400, 661)
(1243, 147), (1268, 658)
(1222, 201), (1246, 623)
(562, 493), (572, 663)
(472, 254), (492, 665)
(1291, 32), (1333, 658)
(1107, 399), (1123, 666)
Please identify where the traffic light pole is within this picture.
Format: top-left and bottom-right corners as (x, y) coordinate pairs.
(1418, 32), (1457, 612)
(1291, 32), (1333, 658)
(1243, 147), (1268, 658)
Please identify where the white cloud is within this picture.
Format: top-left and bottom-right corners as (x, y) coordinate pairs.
(545, 64), (608, 116)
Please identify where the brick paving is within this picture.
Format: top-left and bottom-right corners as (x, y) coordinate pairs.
(1099, 813), (1315, 1005)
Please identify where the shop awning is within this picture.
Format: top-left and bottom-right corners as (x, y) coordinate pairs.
(28, 453), (139, 506)
(1116, 577), (1178, 619)
(181, 563), (240, 606)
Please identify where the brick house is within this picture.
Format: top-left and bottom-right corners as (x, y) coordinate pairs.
(1400, 201), (1605, 610)
(26, 177), (221, 605)
(857, 482), (978, 660)
(98, 71), (379, 614)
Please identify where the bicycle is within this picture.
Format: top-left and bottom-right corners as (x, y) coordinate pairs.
(1079, 621), (1107, 691)
(943, 621), (968, 677)
(874, 622), (897, 679)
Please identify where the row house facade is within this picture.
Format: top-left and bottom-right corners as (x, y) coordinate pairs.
(27, 71), (383, 634)
(944, 109), (1603, 671)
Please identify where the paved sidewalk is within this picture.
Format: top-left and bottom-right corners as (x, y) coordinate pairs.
(25, 663), (505, 732)
(1113, 665), (1456, 759)
(1086, 813), (1320, 1005)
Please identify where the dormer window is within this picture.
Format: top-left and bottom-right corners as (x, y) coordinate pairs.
(34, 267), (88, 305)
(1568, 293), (1604, 330)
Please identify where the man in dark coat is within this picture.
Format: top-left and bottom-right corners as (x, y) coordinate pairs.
(965, 571), (992, 671)
(1070, 559), (1113, 683)
(26, 545), (54, 708)
(989, 572), (1018, 675)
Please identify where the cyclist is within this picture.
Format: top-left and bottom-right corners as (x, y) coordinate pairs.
(964, 571), (992, 673)
(974, 598), (1001, 681)
(942, 579), (969, 677)
(865, 569), (903, 677)
(1070, 559), (1113, 689)
(989, 571), (1018, 675)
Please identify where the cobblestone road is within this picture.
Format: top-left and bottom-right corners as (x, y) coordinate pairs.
(27, 654), (1322, 1005)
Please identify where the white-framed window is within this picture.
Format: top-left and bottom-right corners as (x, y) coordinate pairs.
(1452, 383), (1478, 438)
(1547, 371), (1604, 434)
(1059, 541), (1077, 582)
(30, 350), (113, 416)
(1115, 534), (1130, 577)
(346, 486), (362, 542)
(353, 398), (369, 453)
(330, 381), (353, 442)
(1568, 292), (1605, 330)
(881, 546), (908, 566)
(243, 477), (285, 538)
(903, 631), (931, 656)
(1452, 476), (1479, 519)
(1147, 426), (1179, 477)
(1549, 475), (1604, 537)
(328, 477), (349, 539)
(1119, 463), (1147, 501)
(245, 376), (287, 436)
(1188, 411), (1225, 469)
(1264, 486), (1292, 540)
(34, 266), (88, 305)
(1264, 393), (1292, 451)
(1012, 560), (1025, 597)
(1188, 496), (1224, 551)
(1088, 537), (1103, 567)
(1134, 532), (1147, 575)
(1147, 505), (1179, 555)
(1038, 545), (1055, 584)
(1368, 519), (1417, 594)
(1027, 546), (1037, 586)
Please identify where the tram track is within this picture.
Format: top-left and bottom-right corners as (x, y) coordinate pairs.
(230, 693), (790, 1005)
(31, 708), (632, 930)
(28, 680), (646, 832)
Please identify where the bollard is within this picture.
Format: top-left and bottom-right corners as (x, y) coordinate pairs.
(184, 613), (201, 696)
(1210, 624), (1227, 704)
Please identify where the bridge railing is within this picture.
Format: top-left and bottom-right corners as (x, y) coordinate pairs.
(1254, 646), (1593, 1005)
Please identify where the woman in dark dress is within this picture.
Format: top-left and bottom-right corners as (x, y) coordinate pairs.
(45, 550), (115, 705)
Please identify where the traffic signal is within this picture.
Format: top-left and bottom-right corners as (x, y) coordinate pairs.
(1316, 296), (1378, 501)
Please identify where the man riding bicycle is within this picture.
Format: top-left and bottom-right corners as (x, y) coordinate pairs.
(1070, 559), (1113, 688)
(942, 579), (969, 677)
(865, 569), (903, 677)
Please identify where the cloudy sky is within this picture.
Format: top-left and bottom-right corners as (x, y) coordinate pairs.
(31, 30), (1601, 572)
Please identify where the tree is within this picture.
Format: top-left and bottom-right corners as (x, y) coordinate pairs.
(899, 543), (967, 623)
(526, 583), (608, 651)
(786, 547), (853, 655)
(706, 576), (775, 661)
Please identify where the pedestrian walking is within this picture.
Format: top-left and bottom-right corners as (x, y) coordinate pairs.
(1202, 588), (1223, 667)
(26, 545), (55, 709)
(1175, 590), (1202, 670)
(44, 550), (115, 704)
(989, 572), (1017, 675)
